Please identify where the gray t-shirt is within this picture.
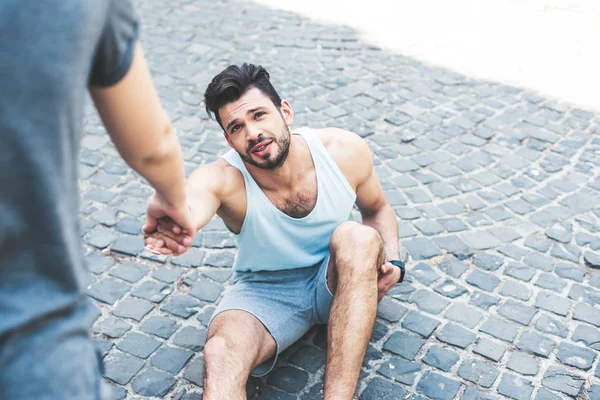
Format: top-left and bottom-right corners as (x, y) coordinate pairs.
(0, 0), (138, 334)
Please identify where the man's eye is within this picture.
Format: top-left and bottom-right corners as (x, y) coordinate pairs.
(231, 125), (242, 133)
(255, 111), (265, 119)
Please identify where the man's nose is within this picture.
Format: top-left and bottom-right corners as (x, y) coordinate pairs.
(246, 123), (262, 142)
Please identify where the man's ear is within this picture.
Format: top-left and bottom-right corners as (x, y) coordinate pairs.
(280, 100), (294, 127)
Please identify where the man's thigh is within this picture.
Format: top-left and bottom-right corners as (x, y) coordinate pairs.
(0, 305), (103, 400)
(209, 268), (316, 376)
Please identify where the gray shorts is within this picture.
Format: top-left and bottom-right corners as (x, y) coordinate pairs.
(209, 255), (334, 377)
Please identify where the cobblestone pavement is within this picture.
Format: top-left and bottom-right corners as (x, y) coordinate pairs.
(83, 0), (600, 398)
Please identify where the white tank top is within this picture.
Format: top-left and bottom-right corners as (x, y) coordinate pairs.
(221, 127), (357, 272)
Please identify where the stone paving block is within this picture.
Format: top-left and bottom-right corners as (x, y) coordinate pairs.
(585, 251), (600, 268)
(545, 227), (572, 243)
(470, 291), (500, 310)
(416, 371), (461, 400)
(93, 316), (131, 339)
(524, 234), (552, 253)
(141, 316), (178, 339)
(170, 248), (206, 268)
(437, 217), (468, 233)
(498, 300), (538, 325)
(551, 244), (581, 263)
(411, 262), (441, 285)
(434, 279), (468, 299)
(189, 279), (223, 303)
(130, 367), (176, 397)
(500, 280), (532, 301)
(389, 282), (416, 302)
(160, 295), (201, 318)
(485, 205), (513, 221)
(150, 345), (194, 374)
(438, 256), (469, 278)
(535, 313), (569, 338)
(433, 235), (474, 260)
(88, 278), (130, 305)
(534, 273), (566, 292)
(377, 357), (420, 385)
(473, 253), (504, 271)
(466, 269), (501, 292)
(535, 291), (571, 316)
(504, 263), (536, 282)
(403, 238), (443, 260)
(461, 386), (499, 400)
(376, 297), (407, 322)
(383, 331), (426, 360)
(535, 387), (563, 400)
(422, 346), (460, 372)
(572, 324), (600, 350)
(173, 326), (207, 352)
(479, 316), (519, 342)
(290, 345), (326, 373)
(458, 358), (499, 388)
(524, 252), (555, 272)
(86, 252), (115, 275)
(473, 338), (506, 362)
(132, 281), (172, 303)
(437, 323), (476, 349)
(267, 366), (309, 393)
(555, 262), (585, 282)
(556, 342), (595, 370)
(516, 330), (556, 357)
(111, 235), (144, 256)
(109, 262), (148, 283)
(573, 302), (600, 326)
(103, 351), (145, 385)
(507, 351), (539, 376)
(116, 332), (161, 359)
(445, 303), (482, 329)
(414, 219), (444, 236)
(411, 289), (450, 314)
(589, 385), (600, 400)
(182, 357), (204, 387)
(461, 231), (502, 250)
(360, 377), (406, 400)
(152, 267), (184, 284)
(115, 217), (143, 235)
(497, 373), (534, 400)
(542, 367), (585, 397)
(402, 310), (440, 338)
(113, 297), (154, 322)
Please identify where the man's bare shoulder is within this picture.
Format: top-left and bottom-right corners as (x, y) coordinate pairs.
(313, 127), (373, 185)
(187, 158), (244, 197)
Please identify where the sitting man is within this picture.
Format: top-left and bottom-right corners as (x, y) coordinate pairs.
(144, 63), (405, 399)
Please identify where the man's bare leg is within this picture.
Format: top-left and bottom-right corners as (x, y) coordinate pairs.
(324, 221), (385, 399)
(203, 310), (276, 400)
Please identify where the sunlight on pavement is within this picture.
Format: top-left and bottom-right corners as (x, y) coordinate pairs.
(252, 0), (600, 111)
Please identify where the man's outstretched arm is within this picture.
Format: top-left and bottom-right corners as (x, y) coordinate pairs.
(144, 163), (224, 255)
(89, 43), (194, 247)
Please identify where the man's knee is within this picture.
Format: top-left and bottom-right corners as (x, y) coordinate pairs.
(330, 222), (385, 272)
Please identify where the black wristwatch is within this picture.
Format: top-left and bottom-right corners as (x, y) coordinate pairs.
(388, 259), (406, 283)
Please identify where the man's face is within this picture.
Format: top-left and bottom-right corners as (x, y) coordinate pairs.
(218, 87), (293, 170)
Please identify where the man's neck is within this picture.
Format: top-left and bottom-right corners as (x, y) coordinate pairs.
(245, 135), (311, 192)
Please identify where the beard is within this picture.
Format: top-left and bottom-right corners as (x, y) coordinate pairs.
(240, 122), (291, 170)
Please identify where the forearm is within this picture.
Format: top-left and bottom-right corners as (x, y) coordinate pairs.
(124, 129), (187, 207)
(361, 204), (399, 260)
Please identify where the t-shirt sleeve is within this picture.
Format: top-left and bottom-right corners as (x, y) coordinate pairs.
(89, 0), (139, 87)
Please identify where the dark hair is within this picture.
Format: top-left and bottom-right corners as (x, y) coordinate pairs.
(204, 63), (282, 127)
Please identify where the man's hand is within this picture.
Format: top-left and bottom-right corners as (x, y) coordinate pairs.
(377, 262), (401, 302)
(143, 192), (195, 255)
